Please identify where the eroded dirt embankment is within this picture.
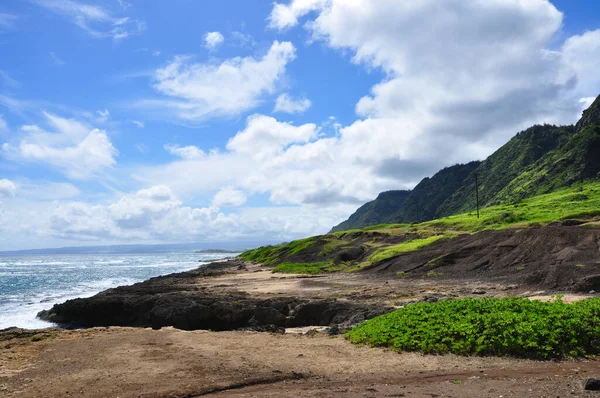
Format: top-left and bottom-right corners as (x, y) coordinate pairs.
(365, 225), (600, 291)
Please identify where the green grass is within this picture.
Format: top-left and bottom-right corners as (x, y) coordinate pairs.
(272, 261), (339, 275)
(319, 239), (350, 256)
(368, 235), (450, 263)
(420, 181), (600, 233)
(240, 181), (600, 271)
(346, 297), (600, 359)
(239, 237), (318, 265)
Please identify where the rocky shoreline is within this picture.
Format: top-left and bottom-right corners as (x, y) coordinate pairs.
(38, 259), (392, 333)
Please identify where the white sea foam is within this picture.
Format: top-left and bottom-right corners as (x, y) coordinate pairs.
(0, 252), (236, 329)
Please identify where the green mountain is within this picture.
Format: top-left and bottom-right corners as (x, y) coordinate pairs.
(331, 190), (411, 232)
(332, 94), (600, 232)
(330, 162), (479, 232)
(436, 124), (575, 216)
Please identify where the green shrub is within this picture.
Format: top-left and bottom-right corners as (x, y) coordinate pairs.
(346, 297), (600, 359)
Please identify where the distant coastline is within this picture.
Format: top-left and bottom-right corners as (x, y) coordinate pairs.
(0, 241), (277, 256)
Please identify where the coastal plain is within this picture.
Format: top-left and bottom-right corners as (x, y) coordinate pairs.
(3, 257), (600, 397)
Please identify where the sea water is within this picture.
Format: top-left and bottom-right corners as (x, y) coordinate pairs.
(0, 252), (236, 329)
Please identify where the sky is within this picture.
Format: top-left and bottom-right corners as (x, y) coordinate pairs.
(0, 0), (600, 251)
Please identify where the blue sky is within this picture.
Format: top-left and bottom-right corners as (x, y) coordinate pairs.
(0, 0), (599, 250)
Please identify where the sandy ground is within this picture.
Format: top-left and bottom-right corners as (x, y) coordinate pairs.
(195, 263), (590, 306)
(2, 327), (600, 398)
(3, 263), (599, 398)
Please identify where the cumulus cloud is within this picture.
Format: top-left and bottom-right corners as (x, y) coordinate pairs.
(227, 114), (318, 159)
(204, 31), (224, 50)
(0, 184), (352, 247)
(562, 29), (600, 95)
(32, 0), (144, 40)
(0, 179), (16, 198)
(138, 40), (296, 121)
(3, 112), (118, 180)
(212, 187), (247, 208)
(274, 93), (312, 114)
(259, 0), (600, 192)
(134, 0), (600, 222)
(164, 144), (205, 160)
(268, 0), (326, 30)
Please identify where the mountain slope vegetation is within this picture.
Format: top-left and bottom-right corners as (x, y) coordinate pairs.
(331, 94), (600, 232)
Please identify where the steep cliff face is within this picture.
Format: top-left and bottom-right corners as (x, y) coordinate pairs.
(330, 190), (411, 232)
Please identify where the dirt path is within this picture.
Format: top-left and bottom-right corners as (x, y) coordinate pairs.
(2, 327), (600, 398)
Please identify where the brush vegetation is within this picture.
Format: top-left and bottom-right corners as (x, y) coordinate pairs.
(346, 297), (600, 359)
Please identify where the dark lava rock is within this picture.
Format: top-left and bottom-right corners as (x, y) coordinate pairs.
(561, 219), (585, 226)
(419, 295), (439, 303)
(37, 261), (393, 332)
(335, 247), (364, 263)
(585, 378), (600, 391)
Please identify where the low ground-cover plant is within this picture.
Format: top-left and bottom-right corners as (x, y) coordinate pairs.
(368, 235), (451, 263)
(272, 261), (337, 274)
(346, 297), (600, 359)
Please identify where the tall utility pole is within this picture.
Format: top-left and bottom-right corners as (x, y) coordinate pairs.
(474, 173), (480, 219)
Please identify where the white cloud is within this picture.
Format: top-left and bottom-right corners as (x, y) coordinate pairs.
(134, 0), (600, 224)
(204, 31), (224, 50)
(212, 187), (247, 208)
(0, 179), (16, 198)
(138, 40), (296, 121)
(259, 0), (600, 190)
(49, 52), (65, 66)
(562, 29), (600, 96)
(152, 50), (161, 57)
(132, 120), (144, 128)
(227, 114), (318, 159)
(0, 184), (355, 248)
(0, 12), (17, 31)
(268, 0), (326, 30)
(18, 181), (80, 200)
(0, 70), (19, 88)
(3, 112), (118, 180)
(231, 31), (255, 48)
(274, 93), (312, 113)
(96, 109), (110, 122)
(117, 0), (131, 9)
(0, 114), (8, 133)
(164, 144), (205, 160)
(32, 0), (144, 40)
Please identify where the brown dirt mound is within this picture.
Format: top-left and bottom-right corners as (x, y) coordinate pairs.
(364, 225), (600, 291)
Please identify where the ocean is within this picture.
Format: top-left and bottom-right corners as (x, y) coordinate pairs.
(0, 252), (236, 329)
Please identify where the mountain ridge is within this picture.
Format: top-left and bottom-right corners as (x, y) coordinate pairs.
(331, 94), (600, 232)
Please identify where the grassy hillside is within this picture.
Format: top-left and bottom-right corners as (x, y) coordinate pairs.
(331, 94), (600, 233)
(240, 181), (600, 274)
(437, 124), (574, 216)
(495, 122), (600, 203)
